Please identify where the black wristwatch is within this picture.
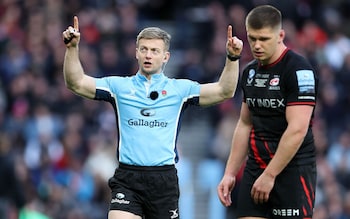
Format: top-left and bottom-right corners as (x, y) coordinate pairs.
(227, 54), (241, 61)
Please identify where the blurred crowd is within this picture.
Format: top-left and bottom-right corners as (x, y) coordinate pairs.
(0, 0), (350, 218)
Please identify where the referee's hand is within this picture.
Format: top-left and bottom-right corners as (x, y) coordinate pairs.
(226, 25), (243, 57)
(62, 16), (80, 48)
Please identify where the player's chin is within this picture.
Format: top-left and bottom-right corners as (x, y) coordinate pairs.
(255, 56), (268, 64)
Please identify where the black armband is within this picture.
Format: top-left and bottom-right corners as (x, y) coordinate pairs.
(227, 54), (241, 61)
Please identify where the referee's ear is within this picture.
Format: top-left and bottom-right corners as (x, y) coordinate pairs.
(163, 51), (170, 63)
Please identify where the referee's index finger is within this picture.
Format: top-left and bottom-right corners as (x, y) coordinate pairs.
(73, 16), (79, 31)
(227, 25), (232, 39)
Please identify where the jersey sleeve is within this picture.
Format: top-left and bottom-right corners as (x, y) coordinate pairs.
(285, 60), (318, 106)
(172, 79), (201, 106)
(94, 76), (120, 102)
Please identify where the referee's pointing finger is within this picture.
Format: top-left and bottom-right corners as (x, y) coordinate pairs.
(73, 16), (79, 31)
(227, 25), (233, 40)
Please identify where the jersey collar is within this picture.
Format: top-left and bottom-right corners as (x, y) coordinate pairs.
(136, 72), (166, 83)
(258, 48), (290, 69)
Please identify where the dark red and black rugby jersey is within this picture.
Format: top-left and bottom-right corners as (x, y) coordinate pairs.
(240, 49), (318, 168)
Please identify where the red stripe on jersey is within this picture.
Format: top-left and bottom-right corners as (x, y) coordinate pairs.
(259, 48), (290, 68)
(250, 128), (267, 168)
(287, 102), (316, 106)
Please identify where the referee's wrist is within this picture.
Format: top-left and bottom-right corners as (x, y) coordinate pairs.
(227, 53), (241, 61)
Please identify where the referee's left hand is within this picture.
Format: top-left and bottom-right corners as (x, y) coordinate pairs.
(226, 25), (243, 57)
(62, 16), (80, 48)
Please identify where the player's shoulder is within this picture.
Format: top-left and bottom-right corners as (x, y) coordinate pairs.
(242, 59), (258, 75)
(245, 59), (259, 69)
(284, 49), (312, 69)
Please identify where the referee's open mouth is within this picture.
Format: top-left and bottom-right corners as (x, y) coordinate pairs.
(144, 61), (152, 67)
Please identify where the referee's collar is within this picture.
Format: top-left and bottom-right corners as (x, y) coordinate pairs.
(136, 72), (165, 82)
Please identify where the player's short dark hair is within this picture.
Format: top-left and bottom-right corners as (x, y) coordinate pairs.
(246, 5), (282, 30)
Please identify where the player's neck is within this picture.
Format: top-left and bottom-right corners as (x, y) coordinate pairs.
(266, 44), (287, 66)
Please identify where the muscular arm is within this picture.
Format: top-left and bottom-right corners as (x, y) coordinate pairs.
(217, 103), (252, 206)
(251, 104), (314, 204)
(199, 25), (243, 106)
(62, 16), (96, 99)
(263, 105), (314, 177)
(224, 103), (252, 176)
(63, 47), (96, 99)
(199, 58), (239, 106)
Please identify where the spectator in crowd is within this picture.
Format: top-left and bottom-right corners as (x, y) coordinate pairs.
(327, 129), (350, 190)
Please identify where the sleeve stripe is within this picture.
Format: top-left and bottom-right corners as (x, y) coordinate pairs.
(287, 102), (316, 106)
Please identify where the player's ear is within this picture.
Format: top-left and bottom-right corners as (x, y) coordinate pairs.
(278, 29), (285, 43)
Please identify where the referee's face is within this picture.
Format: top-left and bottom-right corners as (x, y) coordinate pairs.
(246, 26), (283, 65)
(136, 38), (170, 78)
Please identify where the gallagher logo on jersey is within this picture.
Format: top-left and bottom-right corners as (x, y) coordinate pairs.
(141, 108), (156, 117)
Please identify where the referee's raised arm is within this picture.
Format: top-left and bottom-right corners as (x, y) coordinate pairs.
(62, 16), (96, 99)
(199, 25), (243, 106)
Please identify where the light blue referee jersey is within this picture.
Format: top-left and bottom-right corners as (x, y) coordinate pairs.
(94, 72), (201, 166)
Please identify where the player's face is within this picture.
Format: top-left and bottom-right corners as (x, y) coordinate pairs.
(246, 26), (283, 65)
(136, 38), (169, 78)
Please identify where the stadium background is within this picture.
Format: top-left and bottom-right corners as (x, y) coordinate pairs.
(0, 0), (350, 218)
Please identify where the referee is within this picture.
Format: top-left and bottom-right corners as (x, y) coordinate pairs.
(62, 16), (243, 219)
